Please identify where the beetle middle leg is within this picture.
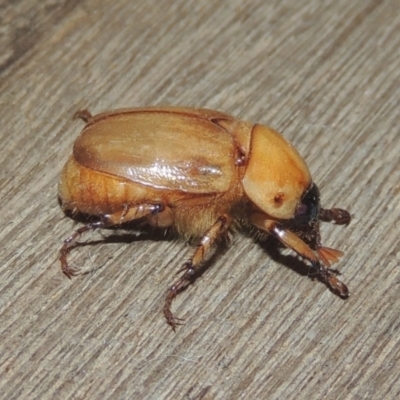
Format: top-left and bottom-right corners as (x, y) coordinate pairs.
(250, 213), (349, 298)
(73, 109), (93, 123)
(164, 214), (231, 330)
(60, 203), (165, 278)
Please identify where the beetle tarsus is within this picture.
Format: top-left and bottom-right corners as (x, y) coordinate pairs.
(61, 261), (81, 279)
(163, 261), (205, 330)
(165, 311), (185, 332)
(164, 282), (188, 331)
(320, 208), (351, 225)
(311, 260), (349, 298)
(60, 221), (104, 279)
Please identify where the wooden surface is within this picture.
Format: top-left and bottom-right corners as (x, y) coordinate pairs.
(1, 1), (399, 399)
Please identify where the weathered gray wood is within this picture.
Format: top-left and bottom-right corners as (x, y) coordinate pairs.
(0, 0), (399, 399)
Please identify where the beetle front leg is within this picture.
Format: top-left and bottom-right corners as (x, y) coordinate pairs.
(164, 215), (231, 331)
(251, 213), (349, 298)
(60, 203), (165, 278)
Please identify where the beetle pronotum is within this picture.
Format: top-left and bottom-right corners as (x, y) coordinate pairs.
(59, 106), (351, 330)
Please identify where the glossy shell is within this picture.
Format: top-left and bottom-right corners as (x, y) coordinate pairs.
(73, 108), (238, 193)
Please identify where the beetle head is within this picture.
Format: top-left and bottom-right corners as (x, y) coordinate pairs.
(283, 183), (322, 249)
(293, 183), (321, 226)
(242, 124), (312, 220)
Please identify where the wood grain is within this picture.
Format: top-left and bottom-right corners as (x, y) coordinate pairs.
(1, 0), (399, 399)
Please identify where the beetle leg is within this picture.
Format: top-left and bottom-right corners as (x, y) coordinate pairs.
(250, 213), (349, 298)
(164, 215), (231, 331)
(60, 221), (104, 278)
(60, 203), (165, 278)
(73, 109), (93, 123)
(320, 208), (351, 225)
(103, 203), (165, 225)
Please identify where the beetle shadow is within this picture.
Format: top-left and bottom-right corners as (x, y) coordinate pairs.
(83, 228), (173, 245)
(63, 230), (171, 275)
(60, 212), (181, 274)
(61, 212), (343, 297)
(61, 213), (229, 282)
(258, 237), (311, 277)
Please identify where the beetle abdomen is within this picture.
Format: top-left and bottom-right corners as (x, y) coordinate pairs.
(58, 156), (151, 215)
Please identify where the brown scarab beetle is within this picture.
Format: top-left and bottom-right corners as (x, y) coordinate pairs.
(59, 106), (351, 330)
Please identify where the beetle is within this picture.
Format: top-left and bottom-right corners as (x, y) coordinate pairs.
(59, 106), (351, 330)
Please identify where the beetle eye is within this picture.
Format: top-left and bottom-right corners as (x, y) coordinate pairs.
(295, 183), (320, 224)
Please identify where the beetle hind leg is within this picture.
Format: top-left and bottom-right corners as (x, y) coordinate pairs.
(60, 203), (165, 278)
(164, 215), (231, 331)
(60, 221), (105, 278)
